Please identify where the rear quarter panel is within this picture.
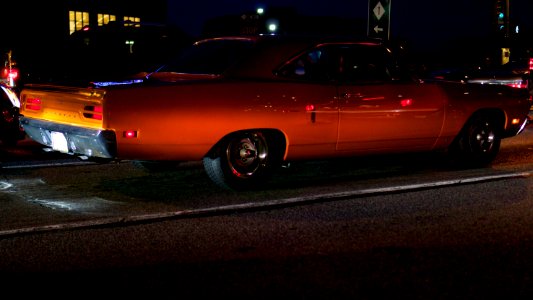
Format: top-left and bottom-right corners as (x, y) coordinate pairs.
(104, 80), (339, 161)
(436, 81), (530, 138)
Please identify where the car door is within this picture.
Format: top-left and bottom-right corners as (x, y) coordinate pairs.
(332, 44), (447, 153)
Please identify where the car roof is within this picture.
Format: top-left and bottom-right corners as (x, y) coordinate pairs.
(195, 34), (383, 48)
(196, 34), (385, 78)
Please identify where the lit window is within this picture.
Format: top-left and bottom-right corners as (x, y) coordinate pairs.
(124, 16), (141, 27)
(69, 11), (89, 34)
(97, 13), (116, 26)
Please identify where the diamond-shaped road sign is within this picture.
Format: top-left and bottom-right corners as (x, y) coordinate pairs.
(368, 0), (390, 40)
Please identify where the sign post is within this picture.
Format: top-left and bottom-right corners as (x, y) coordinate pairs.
(367, 0), (391, 40)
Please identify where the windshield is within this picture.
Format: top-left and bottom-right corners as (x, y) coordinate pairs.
(155, 38), (255, 75)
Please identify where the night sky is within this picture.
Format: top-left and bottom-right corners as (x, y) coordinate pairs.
(167, 0), (533, 53)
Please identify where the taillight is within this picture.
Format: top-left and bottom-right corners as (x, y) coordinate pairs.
(529, 58), (533, 71)
(8, 69), (18, 81)
(4, 68), (18, 80)
(83, 105), (103, 120)
(506, 81), (528, 89)
(25, 97), (42, 111)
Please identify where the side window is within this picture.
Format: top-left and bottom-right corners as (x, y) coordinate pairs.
(338, 45), (391, 83)
(277, 43), (394, 83)
(278, 46), (335, 82)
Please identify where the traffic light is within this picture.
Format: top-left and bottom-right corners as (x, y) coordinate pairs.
(495, 0), (506, 27)
(497, 11), (504, 24)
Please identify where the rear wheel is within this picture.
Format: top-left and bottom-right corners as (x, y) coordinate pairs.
(449, 113), (501, 167)
(203, 131), (276, 190)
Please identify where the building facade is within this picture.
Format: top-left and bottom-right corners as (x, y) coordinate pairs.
(1, 0), (169, 83)
(4, 0), (166, 48)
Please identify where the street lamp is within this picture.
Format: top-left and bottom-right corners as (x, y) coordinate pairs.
(266, 18), (278, 34)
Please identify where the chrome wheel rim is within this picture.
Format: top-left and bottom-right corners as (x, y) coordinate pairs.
(226, 133), (268, 178)
(473, 121), (495, 153)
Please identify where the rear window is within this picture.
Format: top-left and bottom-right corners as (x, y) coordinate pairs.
(156, 38), (256, 75)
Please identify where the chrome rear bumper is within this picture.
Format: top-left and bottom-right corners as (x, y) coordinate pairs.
(19, 116), (116, 159)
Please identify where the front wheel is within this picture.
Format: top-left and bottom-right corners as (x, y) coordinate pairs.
(203, 131), (276, 190)
(449, 113), (501, 167)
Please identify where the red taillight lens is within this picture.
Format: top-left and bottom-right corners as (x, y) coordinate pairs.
(83, 105), (103, 120)
(25, 97), (42, 111)
(7, 68), (18, 80)
(506, 82), (528, 89)
(2, 68), (18, 80)
(529, 58), (533, 71)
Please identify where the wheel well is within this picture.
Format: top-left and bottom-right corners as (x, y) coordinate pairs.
(469, 109), (505, 134)
(206, 129), (287, 161)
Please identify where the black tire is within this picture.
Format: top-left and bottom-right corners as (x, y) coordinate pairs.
(203, 131), (274, 190)
(449, 113), (501, 167)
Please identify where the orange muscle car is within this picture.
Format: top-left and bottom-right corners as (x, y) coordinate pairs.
(19, 35), (532, 190)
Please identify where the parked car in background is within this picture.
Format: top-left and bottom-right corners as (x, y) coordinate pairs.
(0, 82), (24, 145)
(465, 58), (532, 90)
(1, 50), (19, 89)
(18, 35), (532, 190)
(11, 21), (193, 87)
(429, 57), (532, 92)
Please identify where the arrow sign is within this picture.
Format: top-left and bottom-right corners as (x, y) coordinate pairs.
(368, 0), (391, 40)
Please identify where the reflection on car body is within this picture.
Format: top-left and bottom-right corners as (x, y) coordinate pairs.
(19, 35), (532, 190)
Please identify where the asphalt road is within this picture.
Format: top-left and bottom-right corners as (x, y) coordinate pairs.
(1, 124), (533, 298)
(1, 172), (533, 299)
